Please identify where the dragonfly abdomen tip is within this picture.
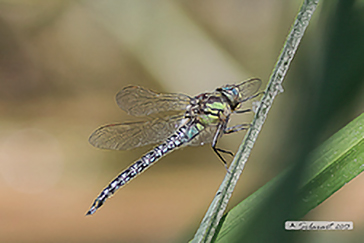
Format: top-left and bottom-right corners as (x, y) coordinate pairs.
(85, 207), (96, 216)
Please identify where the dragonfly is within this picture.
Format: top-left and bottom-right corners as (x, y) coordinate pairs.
(86, 78), (261, 215)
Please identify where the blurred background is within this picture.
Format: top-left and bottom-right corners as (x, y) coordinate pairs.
(0, 0), (363, 242)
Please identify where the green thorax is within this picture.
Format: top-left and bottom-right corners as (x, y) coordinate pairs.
(189, 91), (232, 126)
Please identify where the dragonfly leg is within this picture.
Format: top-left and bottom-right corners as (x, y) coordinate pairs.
(239, 91), (265, 103)
(212, 123), (234, 170)
(224, 124), (251, 134)
(215, 147), (234, 156)
(212, 146), (230, 170)
(234, 91), (265, 114)
(234, 108), (252, 114)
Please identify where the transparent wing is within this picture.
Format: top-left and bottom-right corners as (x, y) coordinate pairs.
(236, 78), (262, 100)
(116, 86), (191, 117)
(89, 115), (186, 150)
(187, 124), (218, 146)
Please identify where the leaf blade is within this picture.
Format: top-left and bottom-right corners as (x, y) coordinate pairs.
(214, 113), (364, 242)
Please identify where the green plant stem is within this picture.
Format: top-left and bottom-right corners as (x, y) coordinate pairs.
(191, 1), (319, 242)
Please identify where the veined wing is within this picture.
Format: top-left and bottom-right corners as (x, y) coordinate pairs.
(116, 86), (191, 117)
(89, 115), (186, 150)
(236, 78), (261, 101)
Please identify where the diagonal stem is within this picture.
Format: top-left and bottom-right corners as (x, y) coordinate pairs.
(191, 1), (319, 242)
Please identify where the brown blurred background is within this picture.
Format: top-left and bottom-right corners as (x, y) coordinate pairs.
(0, 0), (363, 242)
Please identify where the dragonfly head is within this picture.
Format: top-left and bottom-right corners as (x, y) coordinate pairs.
(217, 85), (241, 109)
(217, 78), (262, 110)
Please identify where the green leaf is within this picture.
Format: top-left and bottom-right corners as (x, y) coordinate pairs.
(213, 112), (364, 242)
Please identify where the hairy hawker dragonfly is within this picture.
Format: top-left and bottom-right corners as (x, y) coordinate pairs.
(86, 78), (261, 215)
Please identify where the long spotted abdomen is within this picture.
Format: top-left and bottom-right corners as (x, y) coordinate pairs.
(86, 121), (201, 215)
